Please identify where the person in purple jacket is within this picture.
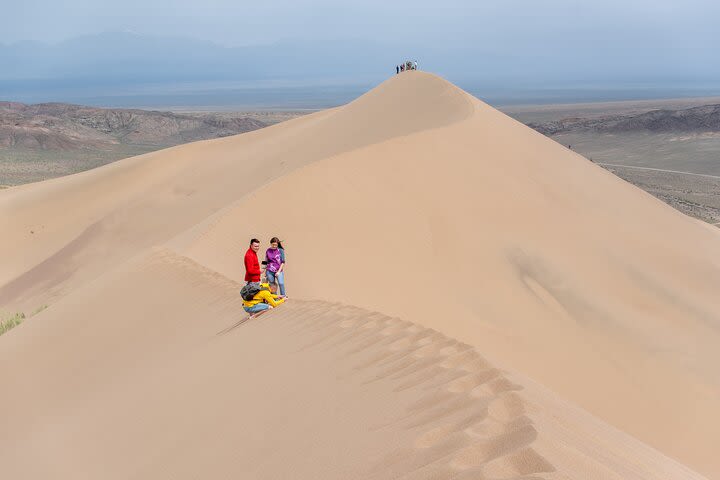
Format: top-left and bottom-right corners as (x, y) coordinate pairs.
(265, 237), (286, 297)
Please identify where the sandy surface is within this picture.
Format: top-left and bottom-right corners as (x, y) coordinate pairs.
(1, 72), (719, 479)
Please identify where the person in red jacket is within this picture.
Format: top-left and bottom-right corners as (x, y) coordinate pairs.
(244, 238), (262, 282)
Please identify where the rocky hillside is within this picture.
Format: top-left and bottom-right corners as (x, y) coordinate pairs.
(529, 104), (720, 135)
(0, 102), (268, 150)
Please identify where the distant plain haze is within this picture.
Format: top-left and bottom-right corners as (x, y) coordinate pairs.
(3, 0), (720, 107)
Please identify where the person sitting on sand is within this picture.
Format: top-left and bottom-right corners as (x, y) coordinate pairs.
(243, 282), (285, 315)
(244, 238), (262, 283)
(265, 237), (286, 297)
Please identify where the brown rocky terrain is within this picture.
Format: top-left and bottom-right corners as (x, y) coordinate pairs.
(0, 102), (306, 185)
(527, 104), (720, 135)
(0, 101), (268, 149)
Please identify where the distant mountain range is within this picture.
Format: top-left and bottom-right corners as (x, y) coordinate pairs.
(529, 104), (720, 135)
(0, 101), (267, 150)
(0, 100), (286, 185)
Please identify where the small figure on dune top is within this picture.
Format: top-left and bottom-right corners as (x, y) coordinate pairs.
(265, 237), (286, 297)
(396, 60), (418, 74)
(244, 238), (261, 283)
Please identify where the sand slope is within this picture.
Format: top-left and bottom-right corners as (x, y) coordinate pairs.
(0, 74), (469, 308)
(1, 72), (719, 478)
(0, 250), (707, 479)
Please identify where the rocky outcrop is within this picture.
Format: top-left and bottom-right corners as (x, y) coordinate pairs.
(529, 104), (720, 135)
(0, 102), (268, 150)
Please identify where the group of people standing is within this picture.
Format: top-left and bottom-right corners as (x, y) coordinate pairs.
(396, 60), (418, 74)
(242, 237), (287, 315)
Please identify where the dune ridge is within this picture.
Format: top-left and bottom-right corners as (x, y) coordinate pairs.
(0, 249), (707, 479)
(178, 76), (720, 475)
(1, 72), (719, 478)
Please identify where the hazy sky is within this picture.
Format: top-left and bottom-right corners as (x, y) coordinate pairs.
(4, 0), (720, 50)
(3, 0), (720, 106)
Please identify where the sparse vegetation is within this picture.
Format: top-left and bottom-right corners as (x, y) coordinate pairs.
(0, 305), (49, 336)
(0, 312), (25, 336)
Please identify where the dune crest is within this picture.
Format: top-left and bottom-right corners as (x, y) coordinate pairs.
(1, 72), (719, 478)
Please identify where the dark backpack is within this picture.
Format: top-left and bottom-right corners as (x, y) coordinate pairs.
(240, 282), (262, 301)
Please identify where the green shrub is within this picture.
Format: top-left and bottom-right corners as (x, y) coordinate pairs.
(0, 312), (26, 336)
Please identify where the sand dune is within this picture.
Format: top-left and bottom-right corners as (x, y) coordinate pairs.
(0, 74), (468, 309)
(0, 250), (707, 479)
(1, 72), (719, 478)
